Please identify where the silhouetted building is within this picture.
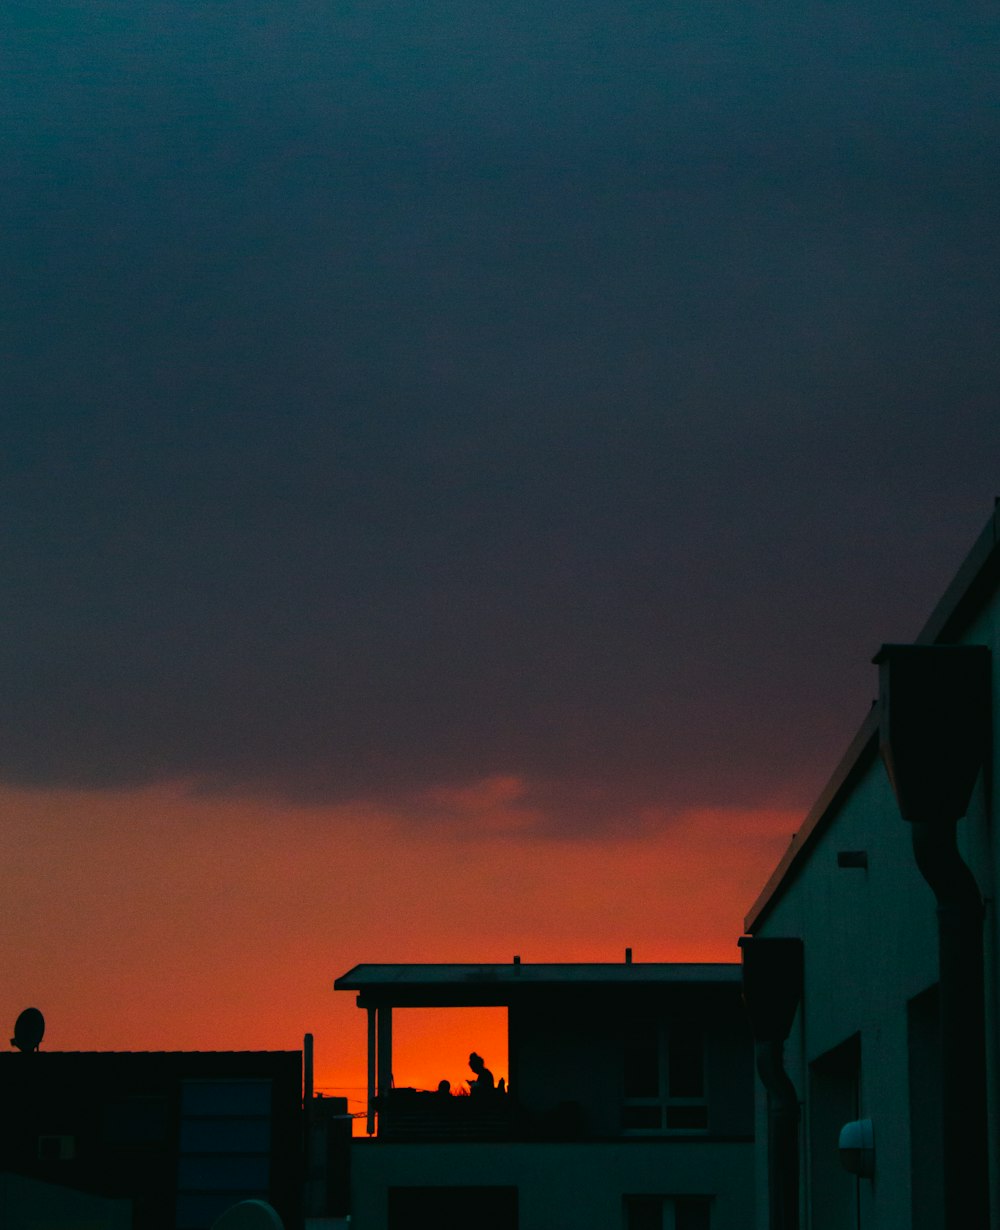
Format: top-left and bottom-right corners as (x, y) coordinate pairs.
(742, 502), (1000, 1230)
(0, 1050), (304, 1230)
(334, 960), (755, 1229)
(305, 1092), (352, 1223)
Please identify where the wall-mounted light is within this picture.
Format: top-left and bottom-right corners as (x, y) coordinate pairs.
(838, 1117), (874, 1177)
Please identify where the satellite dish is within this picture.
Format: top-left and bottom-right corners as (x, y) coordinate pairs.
(11, 1007), (45, 1052)
(211, 1200), (284, 1230)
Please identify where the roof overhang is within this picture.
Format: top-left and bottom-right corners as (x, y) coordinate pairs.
(333, 962), (741, 1008)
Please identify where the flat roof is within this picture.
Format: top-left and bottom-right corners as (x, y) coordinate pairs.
(335, 962), (740, 1006)
(0, 1050), (300, 1057)
(744, 501), (1000, 933)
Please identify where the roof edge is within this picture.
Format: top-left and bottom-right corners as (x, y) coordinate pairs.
(743, 706), (879, 932)
(744, 500), (1000, 934)
(917, 503), (1000, 643)
(334, 961), (741, 993)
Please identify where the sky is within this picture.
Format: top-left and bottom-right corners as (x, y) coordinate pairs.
(2, 1), (999, 1112)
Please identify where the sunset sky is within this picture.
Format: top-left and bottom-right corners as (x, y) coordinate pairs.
(3, 1), (999, 1113)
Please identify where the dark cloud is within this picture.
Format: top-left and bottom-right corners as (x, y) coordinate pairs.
(2, 1), (999, 825)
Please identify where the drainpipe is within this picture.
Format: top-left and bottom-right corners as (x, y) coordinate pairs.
(875, 643), (991, 1230)
(739, 936), (805, 1230)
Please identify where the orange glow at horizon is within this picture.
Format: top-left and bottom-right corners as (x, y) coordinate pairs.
(0, 780), (798, 1123)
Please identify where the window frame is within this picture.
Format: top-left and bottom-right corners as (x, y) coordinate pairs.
(621, 1019), (709, 1136)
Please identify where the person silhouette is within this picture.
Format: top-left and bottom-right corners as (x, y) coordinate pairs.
(467, 1051), (495, 1095)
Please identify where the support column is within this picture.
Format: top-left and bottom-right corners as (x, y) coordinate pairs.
(366, 1006), (377, 1136)
(377, 1005), (393, 1100)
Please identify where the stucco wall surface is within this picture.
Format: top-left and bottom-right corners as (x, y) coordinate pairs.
(350, 1138), (753, 1230)
(749, 561), (1000, 1230)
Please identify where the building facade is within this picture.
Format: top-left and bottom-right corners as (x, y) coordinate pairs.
(334, 961), (755, 1230)
(0, 1049), (305, 1230)
(742, 504), (1000, 1230)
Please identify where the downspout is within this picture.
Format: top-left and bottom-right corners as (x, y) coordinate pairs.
(756, 1039), (801, 1230)
(911, 819), (989, 1230)
(875, 643), (991, 1230)
(740, 936), (805, 1230)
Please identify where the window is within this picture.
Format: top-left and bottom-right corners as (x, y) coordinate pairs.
(624, 1195), (712, 1230)
(622, 1021), (708, 1133)
(175, 1079), (273, 1230)
(388, 1186), (517, 1230)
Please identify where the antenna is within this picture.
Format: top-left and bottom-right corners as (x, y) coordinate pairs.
(11, 1007), (45, 1052)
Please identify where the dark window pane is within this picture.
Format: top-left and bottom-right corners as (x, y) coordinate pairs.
(177, 1155), (270, 1191)
(666, 1105), (708, 1130)
(181, 1080), (272, 1116)
(388, 1186), (517, 1230)
(675, 1196), (712, 1230)
(624, 1025), (659, 1097)
(669, 1024), (704, 1098)
(180, 1118), (271, 1153)
(624, 1195), (663, 1230)
(622, 1105), (662, 1129)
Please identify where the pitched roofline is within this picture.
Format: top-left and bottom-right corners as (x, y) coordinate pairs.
(916, 502), (1000, 644)
(743, 708), (879, 932)
(744, 501), (1000, 934)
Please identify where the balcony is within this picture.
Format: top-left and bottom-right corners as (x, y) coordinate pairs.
(374, 1089), (514, 1141)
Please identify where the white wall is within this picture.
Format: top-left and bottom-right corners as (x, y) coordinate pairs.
(751, 576), (1000, 1229)
(350, 1138), (753, 1230)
